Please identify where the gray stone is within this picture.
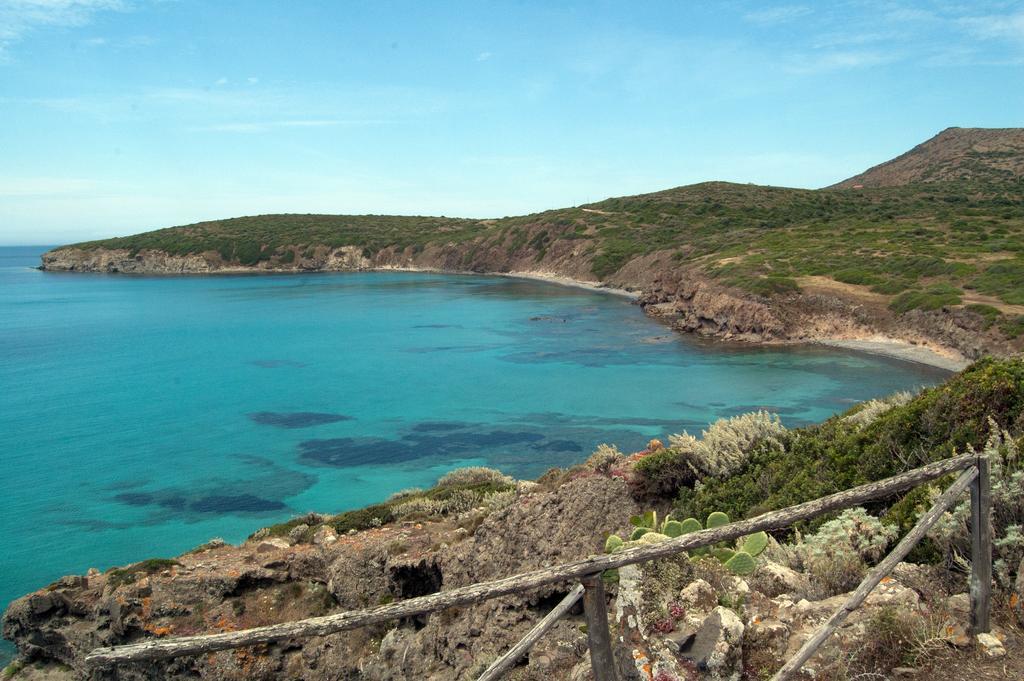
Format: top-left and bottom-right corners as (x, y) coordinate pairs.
(976, 632), (1006, 658)
(677, 606), (745, 679)
(256, 538), (291, 553)
(288, 524), (311, 543)
(946, 592), (971, 614)
(753, 561), (809, 597)
(679, 578), (717, 614)
(312, 525), (338, 546)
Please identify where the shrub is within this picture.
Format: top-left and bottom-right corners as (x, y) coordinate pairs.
(392, 489), (479, 519)
(107, 558), (182, 587)
(632, 411), (786, 502)
(387, 488), (424, 502)
(928, 420), (1024, 590)
(584, 443), (624, 475)
(999, 314), (1024, 339)
(632, 449), (698, 500)
(670, 411), (787, 479)
(833, 268), (878, 286)
(792, 508), (896, 596)
(331, 503), (395, 533)
(842, 391), (912, 428)
(436, 466), (513, 489)
(677, 358), (1024, 527)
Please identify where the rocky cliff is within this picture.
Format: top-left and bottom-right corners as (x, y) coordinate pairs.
(39, 240), (1011, 368)
(5, 463), (1021, 681)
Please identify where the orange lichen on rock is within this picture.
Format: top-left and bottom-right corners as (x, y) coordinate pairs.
(144, 624), (173, 637)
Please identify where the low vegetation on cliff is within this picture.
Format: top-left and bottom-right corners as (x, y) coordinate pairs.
(49, 129), (1024, 342)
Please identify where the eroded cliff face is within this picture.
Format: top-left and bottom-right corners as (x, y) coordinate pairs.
(7, 469), (1017, 681)
(2, 476), (638, 681)
(38, 238), (1011, 365)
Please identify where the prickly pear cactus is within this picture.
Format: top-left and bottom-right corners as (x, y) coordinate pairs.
(605, 534), (625, 553)
(679, 517), (703, 535)
(630, 527), (651, 541)
(662, 519), (684, 538)
(706, 511), (730, 529)
(724, 550), (757, 575)
(740, 531), (768, 557)
(637, 532), (671, 545)
(604, 509), (766, 577)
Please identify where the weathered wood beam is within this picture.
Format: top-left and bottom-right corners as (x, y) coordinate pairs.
(86, 453), (976, 667)
(476, 584), (584, 681)
(581, 575), (618, 681)
(969, 454), (992, 635)
(771, 465), (978, 681)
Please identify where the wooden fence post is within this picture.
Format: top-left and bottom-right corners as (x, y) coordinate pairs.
(580, 574), (618, 681)
(970, 455), (992, 635)
(771, 466), (979, 681)
(476, 584), (584, 681)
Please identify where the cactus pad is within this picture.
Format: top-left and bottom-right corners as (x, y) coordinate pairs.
(662, 520), (684, 538)
(724, 551), (757, 575)
(636, 532), (670, 545)
(605, 534), (624, 553)
(630, 527), (651, 541)
(706, 511), (730, 529)
(679, 518), (703, 535)
(740, 531), (769, 557)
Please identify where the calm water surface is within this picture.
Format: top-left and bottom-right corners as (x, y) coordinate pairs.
(0, 245), (949, 659)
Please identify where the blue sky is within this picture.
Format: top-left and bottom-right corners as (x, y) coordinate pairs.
(1, 1), (1023, 245)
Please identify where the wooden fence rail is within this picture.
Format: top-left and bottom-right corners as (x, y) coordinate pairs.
(85, 452), (991, 681)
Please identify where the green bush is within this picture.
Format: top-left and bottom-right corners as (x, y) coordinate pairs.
(677, 358), (1024, 531)
(632, 449), (697, 500)
(331, 503), (395, 533)
(929, 422), (1024, 589)
(792, 508), (897, 596)
(889, 283), (963, 313)
(107, 558), (182, 587)
(833, 268), (878, 286)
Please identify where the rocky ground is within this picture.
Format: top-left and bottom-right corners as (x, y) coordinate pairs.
(5, 467), (1022, 681)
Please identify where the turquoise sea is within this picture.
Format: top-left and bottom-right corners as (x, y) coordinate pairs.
(0, 245), (949, 661)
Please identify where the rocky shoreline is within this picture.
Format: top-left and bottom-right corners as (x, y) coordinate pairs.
(39, 244), (995, 370)
(5, 461), (1021, 680)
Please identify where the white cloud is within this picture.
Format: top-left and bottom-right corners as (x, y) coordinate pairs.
(476, 51), (492, 61)
(959, 11), (1024, 42)
(0, 0), (128, 59)
(247, 76), (258, 84)
(187, 119), (387, 134)
(743, 5), (812, 25)
(783, 49), (894, 74)
(214, 76), (228, 85)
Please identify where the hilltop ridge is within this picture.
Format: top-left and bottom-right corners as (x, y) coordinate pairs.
(832, 127), (1024, 188)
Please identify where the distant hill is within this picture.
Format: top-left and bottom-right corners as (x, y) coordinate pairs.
(40, 128), (1024, 361)
(832, 127), (1024, 188)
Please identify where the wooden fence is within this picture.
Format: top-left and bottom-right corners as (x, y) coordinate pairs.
(85, 453), (991, 681)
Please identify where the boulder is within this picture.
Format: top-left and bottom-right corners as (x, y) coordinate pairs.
(312, 525), (338, 546)
(752, 561), (809, 598)
(678, 578), (717, 614)
(256, 538), (291, 553)
(677, 606), (745, 680)
(976, 632), (1006, 658)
